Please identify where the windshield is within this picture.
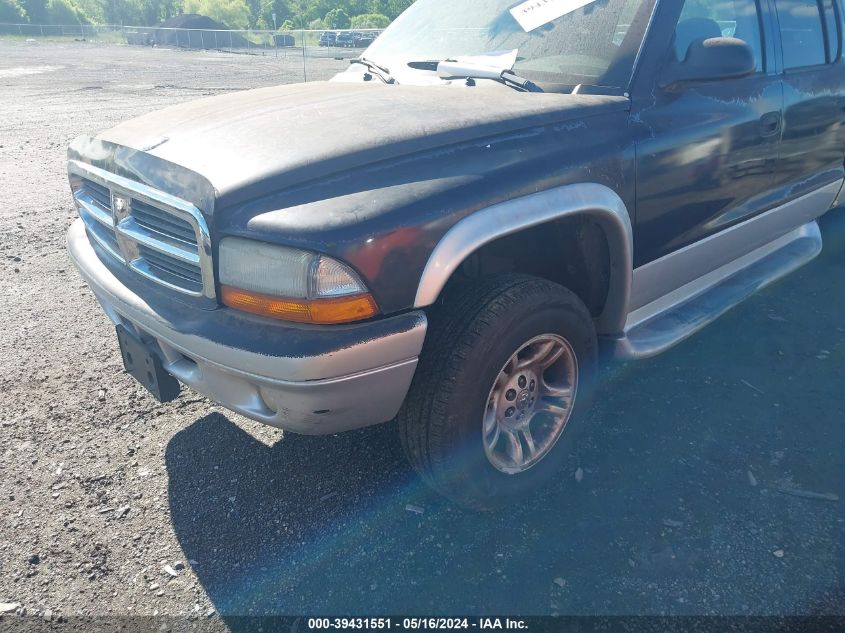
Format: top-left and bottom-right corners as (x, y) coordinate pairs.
(365, 0), (657, 91)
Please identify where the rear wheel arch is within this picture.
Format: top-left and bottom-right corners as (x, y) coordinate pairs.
(413, 183), (634, 335)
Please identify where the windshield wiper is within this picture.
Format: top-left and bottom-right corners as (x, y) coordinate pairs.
(496, 70), (543, 93)
(350, 57), (396, 84)
(408, 59), (542, 93)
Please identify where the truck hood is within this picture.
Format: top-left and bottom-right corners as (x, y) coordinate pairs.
(95, 81), (628, 208)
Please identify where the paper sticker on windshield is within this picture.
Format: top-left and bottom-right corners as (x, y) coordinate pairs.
(510, 0), (598, 32)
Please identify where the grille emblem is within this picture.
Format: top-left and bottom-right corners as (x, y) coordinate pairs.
(110, 192), (140, 264)
(112, 193), (131, 223)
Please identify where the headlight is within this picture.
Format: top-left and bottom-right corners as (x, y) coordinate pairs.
(218, 237), (378, 324)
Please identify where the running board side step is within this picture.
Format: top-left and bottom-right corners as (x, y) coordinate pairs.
(610, 222), (822, 360)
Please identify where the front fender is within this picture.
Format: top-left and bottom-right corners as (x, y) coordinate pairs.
(413, 183), (633, 335)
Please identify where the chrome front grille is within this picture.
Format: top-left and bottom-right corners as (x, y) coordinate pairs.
(84, 179), (112, 209)
(131, 200), (199, 246)
(69, 161), (215, 301)
(137, 243), (204, 286)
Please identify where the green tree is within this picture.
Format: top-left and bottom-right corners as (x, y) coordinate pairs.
(350, 11), (387, 28)
(45, 0), (90, 23)
(137, 0), (175, 24)
(344, 0), (369, 15)
(20, 0), (47, 22)
(245, 0), (259, 25)
(0, 0), (27, 21)
(183, 0), (250, 28)
(100, 0), (174, 25)
(323, 6), (347, 28)
(104, 0), (132, 23)
(73, 0), (105, 22)
(384, 0), (412, 19)
(284, 0), (307, 26)
(252, 0), (290, 29)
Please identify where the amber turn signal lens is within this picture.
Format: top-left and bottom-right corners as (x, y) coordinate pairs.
(221, 286), (379, 324)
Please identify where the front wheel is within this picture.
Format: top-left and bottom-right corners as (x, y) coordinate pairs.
(399, 274), (598, 510)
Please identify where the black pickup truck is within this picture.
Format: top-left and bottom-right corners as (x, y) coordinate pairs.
(67, 0), (845, 508)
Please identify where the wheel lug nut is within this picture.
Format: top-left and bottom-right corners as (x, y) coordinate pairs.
(505, 407), (516, 418)
(518, 375), (527, 388)
(506, 389), (517, 401)
(529, 380), (535, 392)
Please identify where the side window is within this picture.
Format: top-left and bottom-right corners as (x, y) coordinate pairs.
(776, 0), (827, 68)
(675, 0), (765, 71)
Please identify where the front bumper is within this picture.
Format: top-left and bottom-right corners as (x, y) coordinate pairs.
(67, 219), (427, 434)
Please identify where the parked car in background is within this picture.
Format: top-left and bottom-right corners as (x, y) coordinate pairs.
(67, 0), (845, 510)
(336, 31), (354, 47)
(352, 31), (377, 48)
(318, 31), (337, 47)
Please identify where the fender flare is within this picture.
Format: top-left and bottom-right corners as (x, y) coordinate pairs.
(413, 182), (634, 335)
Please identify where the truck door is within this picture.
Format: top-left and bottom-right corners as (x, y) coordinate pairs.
(630, 0), (783, 267)
(770, 0), (845, 201)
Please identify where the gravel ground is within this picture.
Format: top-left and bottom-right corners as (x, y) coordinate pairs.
(0, 40), (844, 626)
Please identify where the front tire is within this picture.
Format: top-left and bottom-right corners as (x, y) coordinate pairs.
(399, 274), (598, 510)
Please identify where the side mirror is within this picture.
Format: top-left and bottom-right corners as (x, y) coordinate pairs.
(661, 37), (755, 89)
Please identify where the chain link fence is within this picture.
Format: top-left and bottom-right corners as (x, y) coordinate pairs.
(123, 26), (382, 57)
(0, 23), (383, 59)
(0, 22), (122, 38)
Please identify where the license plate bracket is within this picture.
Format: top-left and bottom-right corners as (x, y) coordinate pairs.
(116, 325), (181, 403)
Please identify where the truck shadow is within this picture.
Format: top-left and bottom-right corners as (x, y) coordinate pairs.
(165, 209), (845, 620)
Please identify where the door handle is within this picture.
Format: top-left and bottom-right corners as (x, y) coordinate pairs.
(759, 112), (781, 137)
